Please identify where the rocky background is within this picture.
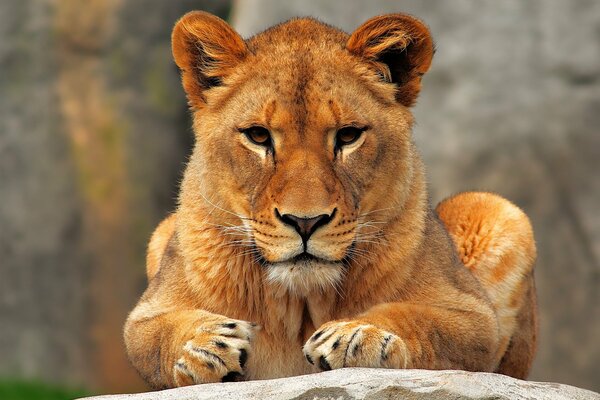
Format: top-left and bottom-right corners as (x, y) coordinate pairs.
(0, 0), (229, 394)
(0, 0), (598, 396)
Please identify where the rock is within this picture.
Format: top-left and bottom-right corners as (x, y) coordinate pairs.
(79, 368), (599, 400)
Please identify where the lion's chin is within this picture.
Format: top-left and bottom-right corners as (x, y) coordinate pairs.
(264, 257), (344, 296)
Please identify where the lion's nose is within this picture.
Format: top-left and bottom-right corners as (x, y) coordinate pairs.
(276, 209), (336, 243)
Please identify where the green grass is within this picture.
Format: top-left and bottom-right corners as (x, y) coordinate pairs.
(0, 380), (90, 400)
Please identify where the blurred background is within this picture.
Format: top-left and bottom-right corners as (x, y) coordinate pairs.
(0, 0), (598, 398)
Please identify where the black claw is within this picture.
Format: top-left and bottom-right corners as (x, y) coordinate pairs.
(305, 353), (314, 365)
(221, 371), (243, 382)
(319, 356), (332, 371)
(215, 341), (228, 349)
(189, 347), (227, 367)
(311, 330), (323, 342)
(380, 335), (392, 361)
(239, 348), (248, 369)
(175, 362), (193, 380)
(332, 336), (341, 350)
(223, 322), (237, 329)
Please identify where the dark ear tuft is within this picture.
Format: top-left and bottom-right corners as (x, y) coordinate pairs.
(347, 14), (434, 107)
(172, 11), (248, 108)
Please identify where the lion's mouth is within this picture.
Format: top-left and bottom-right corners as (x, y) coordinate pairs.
(267, 251), (338, 267)
(290, 252), (322, 263)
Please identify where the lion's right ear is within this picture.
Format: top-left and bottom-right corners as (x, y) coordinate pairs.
(347, 14), (434, 107)
(172, 11), (248, 108)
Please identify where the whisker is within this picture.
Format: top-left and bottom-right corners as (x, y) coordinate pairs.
(358, 206), (397, 218)
(198, 191), (250, 221)
(356, 220), (386, 225)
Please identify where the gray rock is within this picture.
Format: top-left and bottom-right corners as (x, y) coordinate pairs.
(80, 368), (599, 400)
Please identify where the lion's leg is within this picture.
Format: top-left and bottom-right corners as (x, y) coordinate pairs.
(494, 273), (538, 378)
(146, 214), (176, 281)
(436, 192), (538, 378)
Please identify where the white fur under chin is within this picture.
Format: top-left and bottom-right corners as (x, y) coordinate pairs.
(265, 260), (344, 296)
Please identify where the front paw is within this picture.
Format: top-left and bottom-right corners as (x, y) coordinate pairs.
(303, 320), (409, 370)
(173, 317), (257, 386)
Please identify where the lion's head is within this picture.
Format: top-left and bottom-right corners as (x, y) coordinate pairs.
(173, 12), (433, 294)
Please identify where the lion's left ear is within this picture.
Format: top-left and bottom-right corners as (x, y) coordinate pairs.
(346, 14), (434, 107)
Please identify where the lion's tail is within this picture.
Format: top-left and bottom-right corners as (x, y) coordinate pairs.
(436, 192), (538, 379)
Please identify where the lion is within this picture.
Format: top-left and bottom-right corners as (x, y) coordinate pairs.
(124, 11), (538, 389)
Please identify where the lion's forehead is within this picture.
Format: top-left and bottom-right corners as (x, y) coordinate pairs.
(223, 55), (379, 135)
(248, 51), (355, 98)
(241, 21), (368, 105)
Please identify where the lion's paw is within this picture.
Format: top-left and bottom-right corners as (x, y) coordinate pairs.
(303, 320), (409, 370)
(173, 318), (257, 386)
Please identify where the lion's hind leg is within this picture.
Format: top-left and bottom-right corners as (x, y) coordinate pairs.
(436, 192), (537, 379)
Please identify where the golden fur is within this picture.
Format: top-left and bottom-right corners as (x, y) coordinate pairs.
(124, 12), (538, 389)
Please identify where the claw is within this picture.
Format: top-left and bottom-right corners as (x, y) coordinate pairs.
(318, 355), (332, 371)
(221, 371), (243, 382)
(239, 348), (248, 368)
(311, 330), (323, 341)
(305, 353), (314, 365)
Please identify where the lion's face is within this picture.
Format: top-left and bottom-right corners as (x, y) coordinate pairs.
(173, 14), (433, 293)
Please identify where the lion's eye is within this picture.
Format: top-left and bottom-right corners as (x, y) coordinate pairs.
(336, 126), (365, 148)
(242, 126), (272, 146)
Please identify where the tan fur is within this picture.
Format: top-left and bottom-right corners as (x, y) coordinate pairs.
(146, 214), (175, 281)
(124, 12), (538, 389)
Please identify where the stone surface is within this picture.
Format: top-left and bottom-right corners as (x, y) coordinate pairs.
(232, 0), (600, 392)
(80, 368), (599, 400)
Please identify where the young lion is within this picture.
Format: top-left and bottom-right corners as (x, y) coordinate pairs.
(124, 12), (538, 389)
